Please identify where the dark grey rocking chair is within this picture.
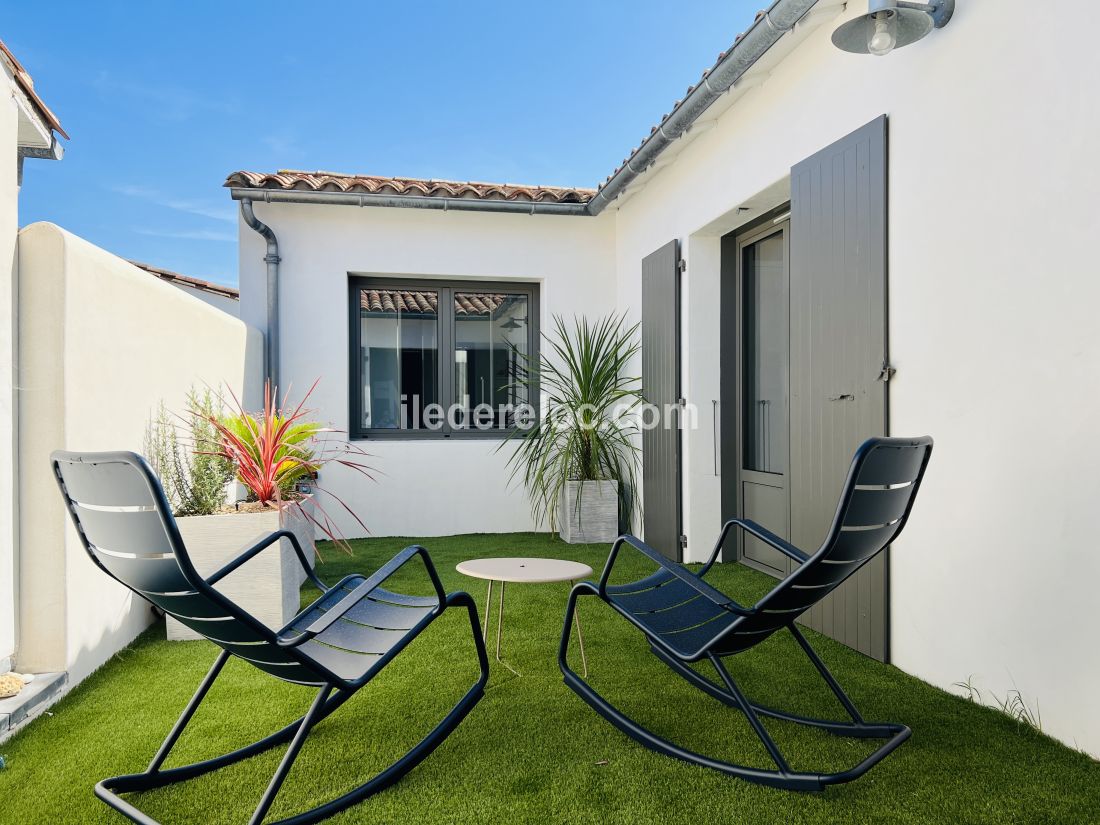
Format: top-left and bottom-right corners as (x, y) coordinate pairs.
(52, 450), (489, 825)
(559, 436), (932, 792)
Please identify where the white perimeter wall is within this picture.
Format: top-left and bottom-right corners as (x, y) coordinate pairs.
(238, 202), (616, 538)
(0, 59), (19, 671)
(17, 223), (262, 683)
(611, 0), (1100, 755)
(166, 281), (240, 317)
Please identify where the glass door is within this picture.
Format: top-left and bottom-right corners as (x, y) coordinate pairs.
(736, 220), (791, 576)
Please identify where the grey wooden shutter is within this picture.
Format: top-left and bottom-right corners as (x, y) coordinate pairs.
(641, 240), (682, 560)
(789, 115), (890, 661)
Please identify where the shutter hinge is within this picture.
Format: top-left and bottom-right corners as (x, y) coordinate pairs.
(877, 361), (897, 383)
(677, 397), (687, 407)
(679, 534), (688, 549)
(677, 258), (687, 273)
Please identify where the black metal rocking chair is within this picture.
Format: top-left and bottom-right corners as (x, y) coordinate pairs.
(52, 450), (489, 825)
(559, 436), (933, 792)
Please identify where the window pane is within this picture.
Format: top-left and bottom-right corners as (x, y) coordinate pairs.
(359, 288), (438, 430)
(743, 234), (787, 473)
(454, 292), (530, 429)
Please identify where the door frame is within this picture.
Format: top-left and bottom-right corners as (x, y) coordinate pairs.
(735, 217), (791, 577)
(719, 203), (792, 569)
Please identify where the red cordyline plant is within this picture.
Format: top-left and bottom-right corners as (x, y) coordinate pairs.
(203, 379), (373, 551)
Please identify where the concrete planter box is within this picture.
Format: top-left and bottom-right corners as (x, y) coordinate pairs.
(559, 480), (619, 544)
(166, 499), (316, 641)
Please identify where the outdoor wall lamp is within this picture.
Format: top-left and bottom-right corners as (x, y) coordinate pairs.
(832, 0), (954, 56)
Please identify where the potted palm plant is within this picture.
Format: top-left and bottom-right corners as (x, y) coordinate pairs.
(502, 314), (642, 543)
(147, 380), (372, 640)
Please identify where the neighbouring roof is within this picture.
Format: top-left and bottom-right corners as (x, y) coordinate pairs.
(0, 38), (69, 140)
(226, 171), (595, 205)
(129, 260), (240, 300)
(361, 288), (509, 316)
(225, 9), (783, 212)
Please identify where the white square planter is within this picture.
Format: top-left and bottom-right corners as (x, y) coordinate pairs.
(166, 500), (317, 641)
(559, 480), (619, 544)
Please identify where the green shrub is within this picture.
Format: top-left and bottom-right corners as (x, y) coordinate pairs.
(144, 388), (235, 516)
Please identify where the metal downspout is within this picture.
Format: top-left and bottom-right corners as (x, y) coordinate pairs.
(585, 0), (819, 215)
(239, 198), (281, 389)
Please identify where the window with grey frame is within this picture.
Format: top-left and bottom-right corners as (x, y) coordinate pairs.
(349, 278), (539, 439)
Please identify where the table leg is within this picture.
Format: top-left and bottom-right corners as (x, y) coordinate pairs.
(483, 579), (493, 640)
(494, 580), (521, 677)
(496, 580), (505, 661)
(570, 580), (589, 678)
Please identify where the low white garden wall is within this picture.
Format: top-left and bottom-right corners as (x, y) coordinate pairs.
(15, 222), (263, 684)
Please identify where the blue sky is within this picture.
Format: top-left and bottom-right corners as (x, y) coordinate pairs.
(8, 1), (763, 286)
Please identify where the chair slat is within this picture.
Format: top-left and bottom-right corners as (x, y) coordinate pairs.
(842, 485), (913, 528)
(372, 587), (440, 608)
(234, 655), (326, 685)
(218, 640), (302, 666)
(344, 599), (433, 631)
(300, 641), (382, 682)
(95, 552), (191, 594)
(720, 612), (796, 643)
(658, 613), (739, 656)
(786, 557), (861, 590)
(605, 569), (675, 595)
(178, 616), (269, 644)
(856, 445), (927, 486)
(754, 586), (822, 616)
(639, 598), (730, 635)
(829, 522), (902, 564)
(609, 578), (698, 615)
(313, 621), (409, 656)
(143, 590), (229, 620)
(75, 506), (174, 557)
(711, 633), (764, 656)
(57, 459), (155, 507)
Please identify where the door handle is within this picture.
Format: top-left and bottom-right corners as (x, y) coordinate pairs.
(828, 393), (855, 402)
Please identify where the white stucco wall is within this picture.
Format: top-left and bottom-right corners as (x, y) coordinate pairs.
(16, 223), (263, 683)
(0, 58), (19, 672)
(238, 202), (617, 538)
(608, 0), (1100, 756)
(166, 281), (240, 316)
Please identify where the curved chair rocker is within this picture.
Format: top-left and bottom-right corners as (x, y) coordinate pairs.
(52, 450), (489, 825)
(559, 436), (932, 792)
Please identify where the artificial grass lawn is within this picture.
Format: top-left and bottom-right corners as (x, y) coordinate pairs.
(2, 533), (1098, 824)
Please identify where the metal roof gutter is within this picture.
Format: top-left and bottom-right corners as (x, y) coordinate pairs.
(228, 187), (590, 216)
(585, 0), (819, 215)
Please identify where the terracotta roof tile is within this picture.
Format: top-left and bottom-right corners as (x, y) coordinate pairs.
(0, 38), (68, 140)
(360, 289), (508, 316)
(226, 170), (595, 204)
(129, 260), (240, 300)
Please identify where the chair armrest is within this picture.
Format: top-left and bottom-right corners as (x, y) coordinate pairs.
(599, 534), (753, 616)
(276, 544), (446, 647)
(206, 529), (327, 592)
(700, 518), (809, 575)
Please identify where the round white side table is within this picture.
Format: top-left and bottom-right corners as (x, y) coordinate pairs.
(456, 557), (592, 677)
